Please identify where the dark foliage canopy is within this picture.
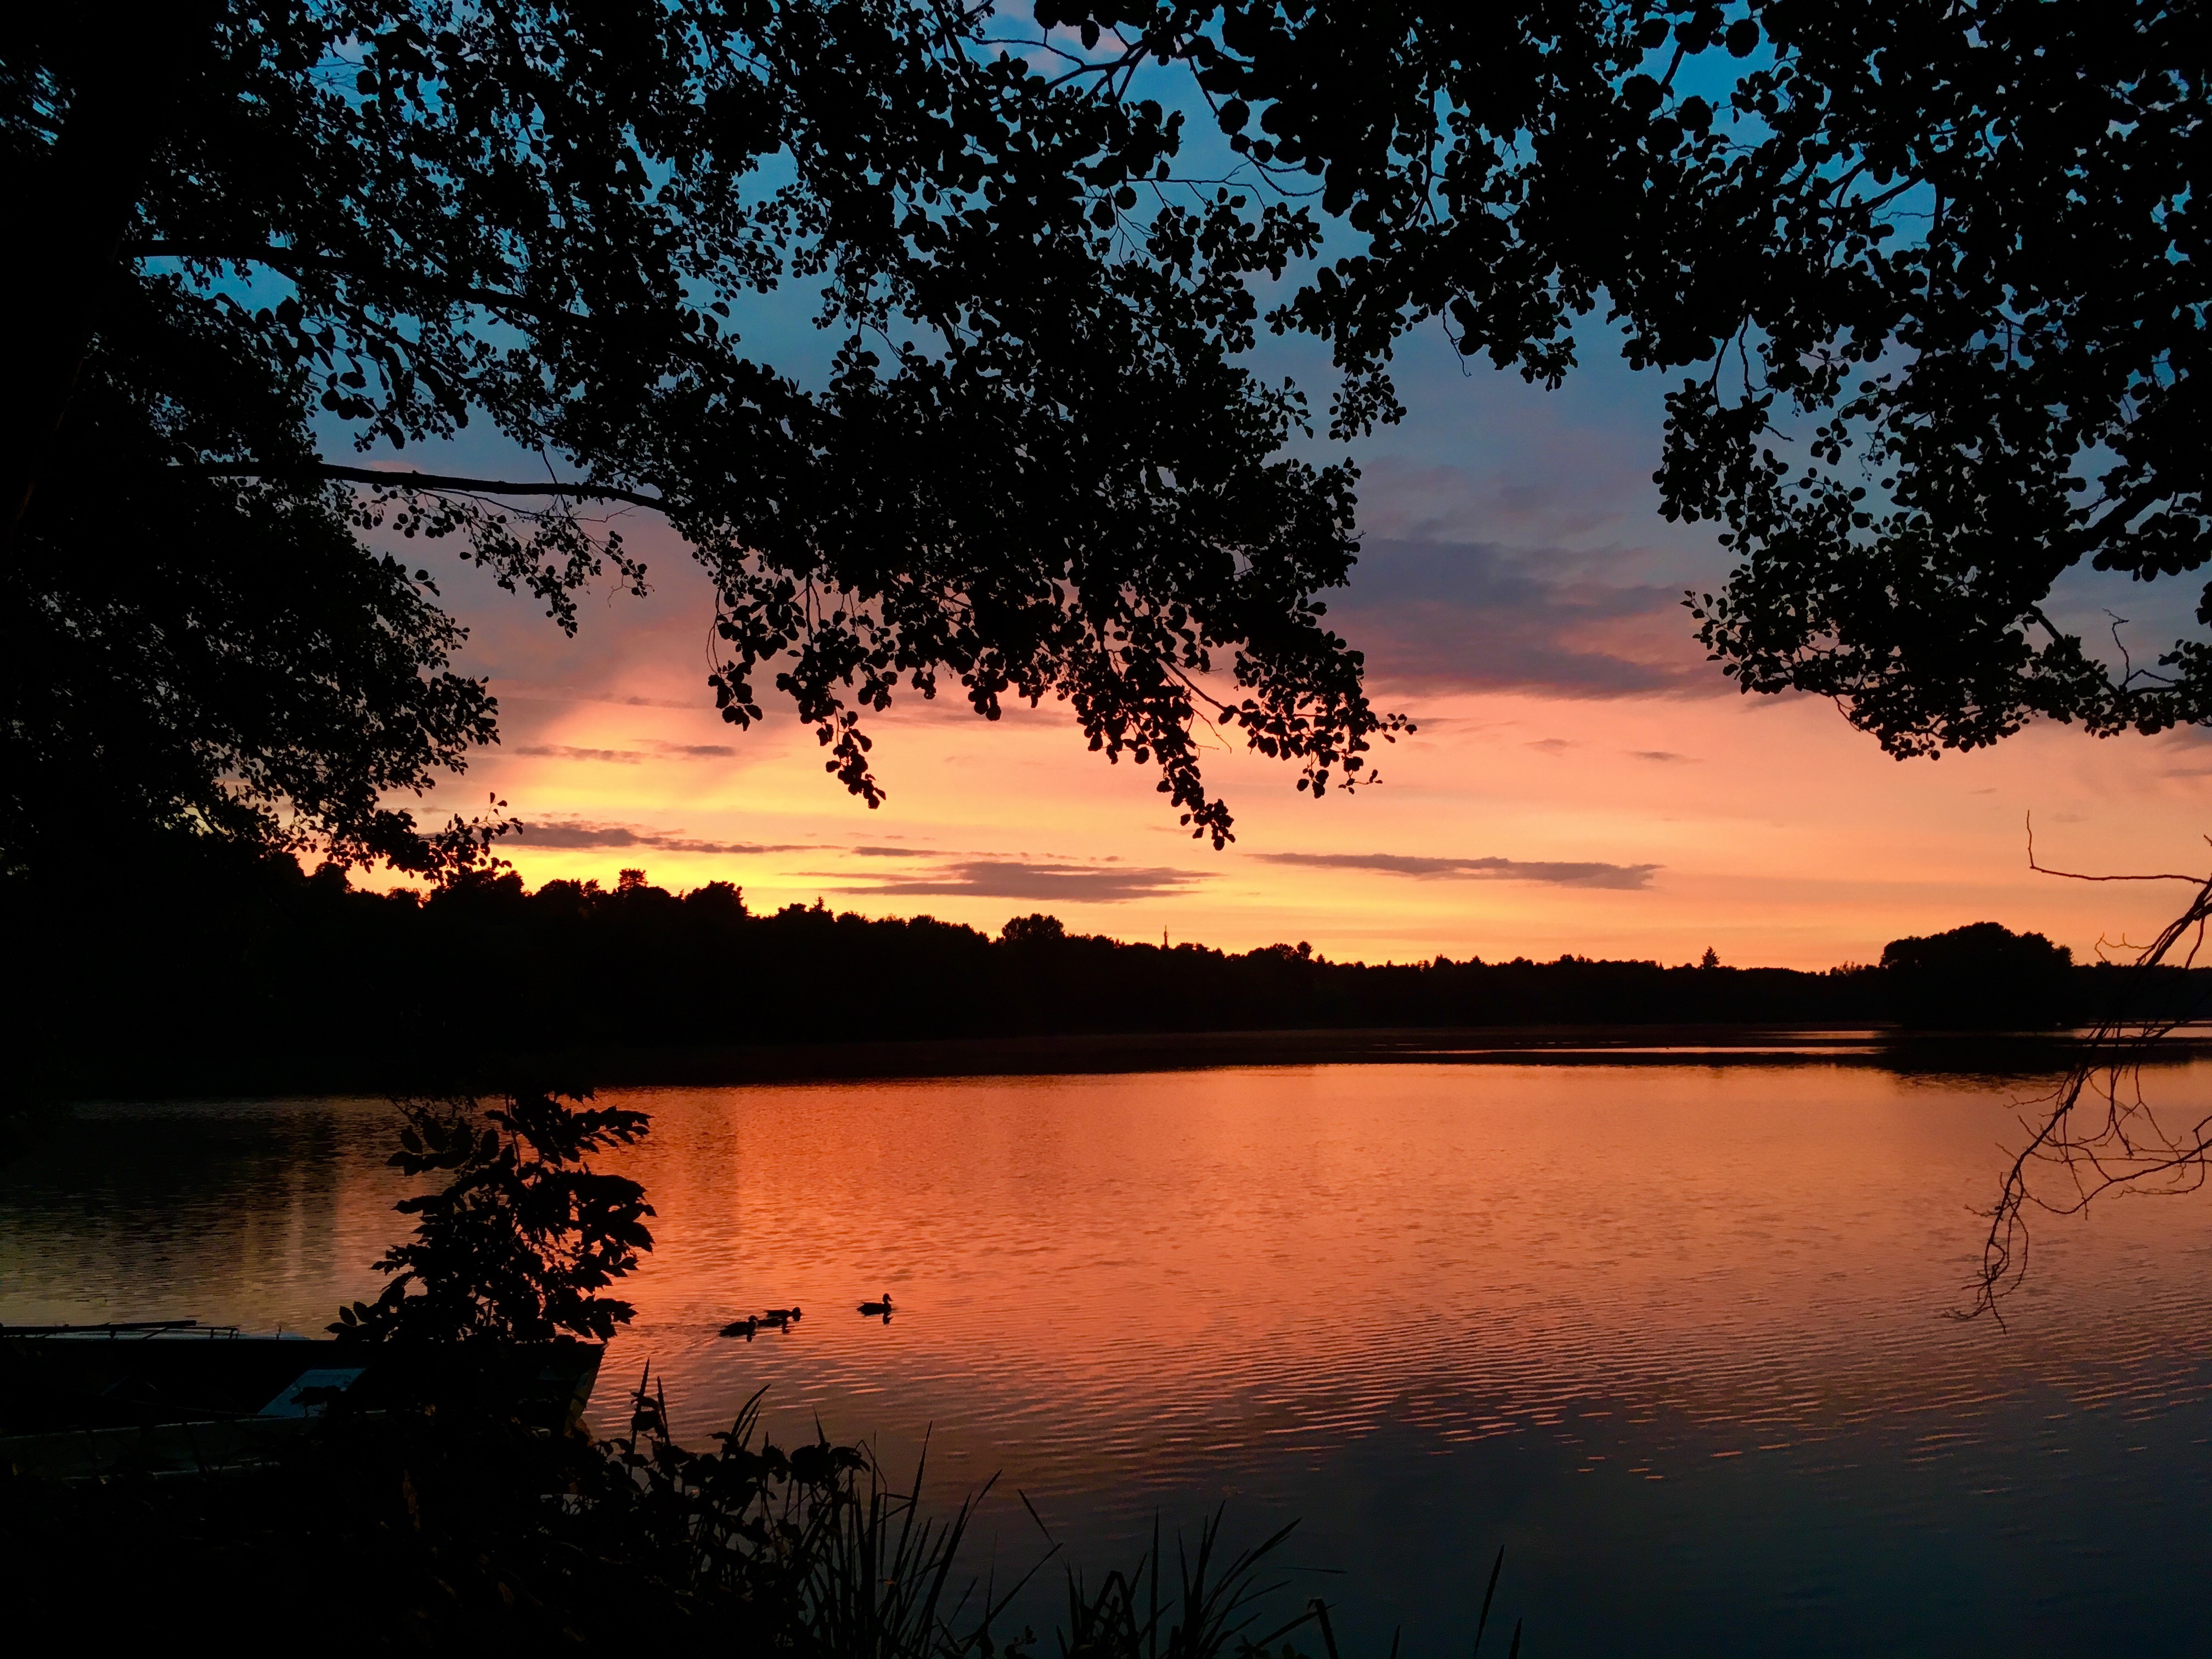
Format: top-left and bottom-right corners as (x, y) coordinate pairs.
(1, 266), (501, 873)
(1035, 1), (2205, 756)
(2, 1), (1401, 874)
(4, 2), (2196, 879)
(1657, 3), (2209, 754)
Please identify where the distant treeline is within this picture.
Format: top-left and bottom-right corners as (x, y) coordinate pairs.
(9, 851), (2209, 1095)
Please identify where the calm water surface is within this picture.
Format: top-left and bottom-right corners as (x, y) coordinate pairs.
(6, 1063), (2211, 1655)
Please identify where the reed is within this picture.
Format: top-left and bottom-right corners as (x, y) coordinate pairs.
(602, 1369), (1290, 1658)
(593, 1366), (1520, 1659)
(1, 1357), (1520, 1654)
(606, 1370), (1007, 1655)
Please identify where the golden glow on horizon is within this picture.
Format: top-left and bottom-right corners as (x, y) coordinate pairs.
(374, 627), (2212, 973)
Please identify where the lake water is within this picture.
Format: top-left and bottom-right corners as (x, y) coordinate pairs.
(5, 1063), (2211, 1655)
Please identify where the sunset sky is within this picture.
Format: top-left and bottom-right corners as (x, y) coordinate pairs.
(386, 315), (2212, 971)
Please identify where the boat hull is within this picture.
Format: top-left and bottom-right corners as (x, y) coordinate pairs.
(0, 1327), (606, 1479)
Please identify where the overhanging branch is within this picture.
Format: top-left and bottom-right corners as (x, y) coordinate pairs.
(128, 242), (559, 321)
(188, 462), (672, 514)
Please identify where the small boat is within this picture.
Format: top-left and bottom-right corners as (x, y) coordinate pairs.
(0, 1321), (605, 1480)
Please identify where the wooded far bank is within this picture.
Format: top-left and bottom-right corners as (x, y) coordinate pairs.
(10, 853), (2203, 1098)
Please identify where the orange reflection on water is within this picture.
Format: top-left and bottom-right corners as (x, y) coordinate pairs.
(591, 1064), (2212, 1482)
(7, 1066), (2211, 1652)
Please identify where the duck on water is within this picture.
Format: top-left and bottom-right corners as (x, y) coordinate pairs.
(719, 1307), (803, 1338)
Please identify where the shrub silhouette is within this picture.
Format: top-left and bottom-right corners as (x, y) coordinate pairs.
(331, 1088), (653, 1344)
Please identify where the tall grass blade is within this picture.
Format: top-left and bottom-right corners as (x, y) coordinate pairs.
(1311, 1598), (1342, 1659)
(1019, 1487), (1056, 1544)
(1471, 1545), (1505, 1656)
(1149, 1515), (1161, 1659)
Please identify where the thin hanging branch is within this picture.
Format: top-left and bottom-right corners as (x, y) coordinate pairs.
(1962, 819), (2212, 1323)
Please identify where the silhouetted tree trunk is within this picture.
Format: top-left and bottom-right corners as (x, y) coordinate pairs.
(2, 10), (213, 546)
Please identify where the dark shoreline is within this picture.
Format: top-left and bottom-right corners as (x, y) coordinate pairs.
(45, 1024), (2212, 1103)
(20, 859), (2207, 1104)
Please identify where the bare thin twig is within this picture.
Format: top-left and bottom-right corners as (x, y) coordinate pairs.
(1962, 821), (2212, 1322)
(2025, 811), (2205, 883)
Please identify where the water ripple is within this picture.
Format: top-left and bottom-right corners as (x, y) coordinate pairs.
(5, 1065), (2212, 1654)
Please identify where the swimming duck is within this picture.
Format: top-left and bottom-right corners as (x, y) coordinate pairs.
(857, 1294), (894, 1317)
(763, 1307), (802, 1326)
(719, 1316), (758, 1339)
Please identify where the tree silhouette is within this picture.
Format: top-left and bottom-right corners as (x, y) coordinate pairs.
(3, 3), (1409, 876)
(1001, 912), (1070, 946)
(1030, 2), (2206, 755)
(9, 5), (2194, 880)
(1879, 922), (2074, 1030)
